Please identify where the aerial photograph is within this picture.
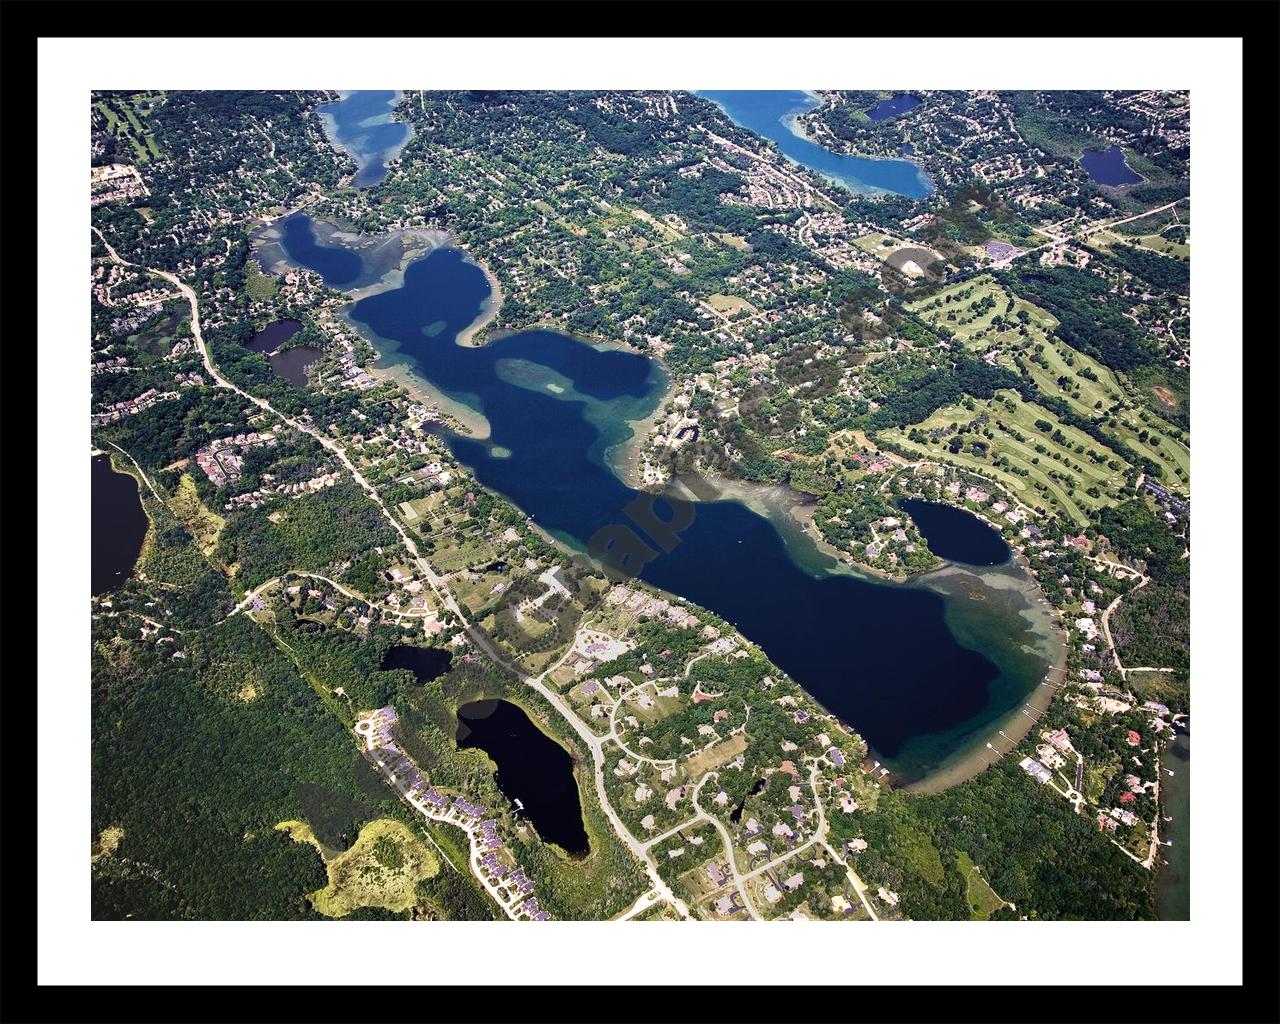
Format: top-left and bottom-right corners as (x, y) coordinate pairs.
(89, 87), (1192, 924)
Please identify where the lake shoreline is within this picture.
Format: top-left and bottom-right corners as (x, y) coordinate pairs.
(455, 255), (505, 347)
(899, 636), (1067, 796)
(262, 173), (1065, 795)
(316, 89), (415, 189)
(698, 89), (933, 200)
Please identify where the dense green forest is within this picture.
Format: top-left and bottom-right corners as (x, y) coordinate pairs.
(1004, 267), (1162, 373)
(216, 484), (400, 589)
(859, 758), (1156, 920)
(91, 615), (398, 919)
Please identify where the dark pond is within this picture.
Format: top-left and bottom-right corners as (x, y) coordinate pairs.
(729, 777), (767, 824)
(867, 94), (921, 121)
(1156, 723), (1190, 920)
(92, 454), (148, 596)
(899, 498), (1011, 567)
(244, 318), (304, 354)
(273, 210), (1057, 787)
(382, 644), (453, 684)
(1081, 146), (1142, 187)
(456, 699), (589, 855)
(268, 345), (324, 387)
(278, 213), (364, 286)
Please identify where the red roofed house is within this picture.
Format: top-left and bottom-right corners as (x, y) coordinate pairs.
(1126, 730), (1141, 747)
(1119, 791), (1136, 803)
(779, 760), (799, 779)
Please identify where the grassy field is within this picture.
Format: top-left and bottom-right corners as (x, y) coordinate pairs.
(880, 389), (1131, 525)
(95, 93), (165, 165)
(451, 569), (510, 613)
(1094, 227), (1189, 261)
(245, 265), (278, 302)
(169, 473), (225, 558)
(1107, 412), (1189, 490)
(714, 232), (752, 252)
(907, 275), (1059, 353)
(430, 531), (499, 574)
(851, 231), (902, 254)
(127, 307), (188, 362)
(629, 206), (687, 243)
(277, 817), (440, 917)
(624, 686), (684, 727)
(706, 293), (757, 315)
(684, 733), (750, 778)
(957, 850), (1007, 920)
(1127, 669), (1189, 709)
(907, 276), (1189, 493)
(1002, 337), (1125, 419)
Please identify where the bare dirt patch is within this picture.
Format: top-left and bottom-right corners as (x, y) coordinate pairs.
(92, 825), (125, 864)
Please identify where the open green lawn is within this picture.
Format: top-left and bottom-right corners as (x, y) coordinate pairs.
(957, 850), (1007, 920)
(624, 686), (684, 728)
(96, 94), (165, 164)
(1001, 338), (1125, 419)
(880, 389), (1131, 525)
(1090, 227), (1190, 262)
(909, 276), (1189, 494)
(245, 265), (279, 302)
(851, 231), (901, 254)
(95, 100), (120, 132)
(449, 569), (509, 613)
(907, 275), (1058, 353)
(1107, 413), (1189, 491)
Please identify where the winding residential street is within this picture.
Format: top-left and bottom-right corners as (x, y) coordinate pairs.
(691, 771), (762, 921)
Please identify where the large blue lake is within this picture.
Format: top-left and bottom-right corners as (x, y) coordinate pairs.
(1081, 146), (1142, 187)
(867, 94), (922, 122)
(697, 90), (932, 199)
(317, 90), (412, 188)
(268, 210), (1056, 786)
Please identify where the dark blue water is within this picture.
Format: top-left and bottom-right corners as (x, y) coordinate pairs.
(867, 94), (921, 122)
(1156, 725), (1189, 920)
(268, 346), (323, 387)
(279, 214), (363, 285)
(1081, 146), (1142, 187)
(899, 499), (1010, 567)
(457, 699), (589, 855)
(92, 454), (148, 596)
(244, 318), (303, 354)
(382, 643), (453, 684)
(277, 212), (1050, 785)
(317, 90), (411, 188)
(697, 90), (931, 199)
